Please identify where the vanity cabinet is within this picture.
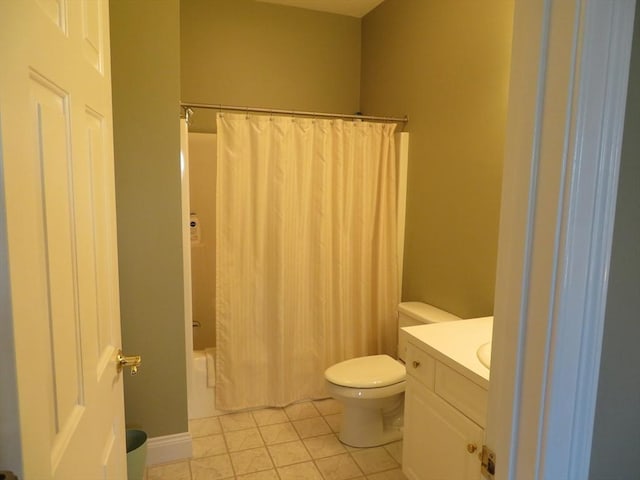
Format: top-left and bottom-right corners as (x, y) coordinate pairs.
(403, 342), (487, 480)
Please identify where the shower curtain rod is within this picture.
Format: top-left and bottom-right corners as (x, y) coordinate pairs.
(180, 102), (408, 124)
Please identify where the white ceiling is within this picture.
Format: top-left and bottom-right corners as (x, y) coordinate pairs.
(255, 0), (385, 18)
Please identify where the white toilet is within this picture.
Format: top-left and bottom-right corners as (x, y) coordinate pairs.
(324, 302), (461, 447)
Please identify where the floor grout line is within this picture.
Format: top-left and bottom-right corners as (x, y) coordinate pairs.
(153, 400), (403, 480)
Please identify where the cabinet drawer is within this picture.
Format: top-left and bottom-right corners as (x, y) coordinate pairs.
(435, 362), (487, 427)
(405, 343), (435, 390)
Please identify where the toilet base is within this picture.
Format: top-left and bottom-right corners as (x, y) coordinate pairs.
(337, 393), (404, 448)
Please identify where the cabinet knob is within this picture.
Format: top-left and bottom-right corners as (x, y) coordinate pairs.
(467, 443), (478, 454)
(412, 360), (421, 368)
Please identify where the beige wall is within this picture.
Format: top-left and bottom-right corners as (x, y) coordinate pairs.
(189, 133), (217, 350)
(110, 0), (188, 437)
(590, 4), (640, 477)
(180, 0), (361, 132)
(361, 1), (514, 318)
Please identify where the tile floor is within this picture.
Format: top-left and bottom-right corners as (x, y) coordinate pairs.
(147, 399), (407, 480)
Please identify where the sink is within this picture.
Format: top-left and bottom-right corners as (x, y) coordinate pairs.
(477, 342), (491, 369)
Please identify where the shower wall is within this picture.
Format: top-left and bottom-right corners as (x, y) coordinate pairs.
(188, 132), (217, 350)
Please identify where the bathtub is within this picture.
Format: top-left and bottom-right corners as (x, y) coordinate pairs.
(188, 349), (226, 419)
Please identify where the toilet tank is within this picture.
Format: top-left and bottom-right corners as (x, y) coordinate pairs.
(397, 302), (461, 363)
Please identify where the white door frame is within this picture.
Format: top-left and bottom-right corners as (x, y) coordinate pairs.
(180, 118), (194, 414)
(487, 0), (636, 478)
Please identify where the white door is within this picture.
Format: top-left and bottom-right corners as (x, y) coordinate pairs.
(0, 0), (129, 478)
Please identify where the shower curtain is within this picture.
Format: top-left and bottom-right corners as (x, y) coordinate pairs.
(216, 112), (399, 410)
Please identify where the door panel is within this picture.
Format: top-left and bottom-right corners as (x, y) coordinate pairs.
(31, 74), (84, 464)
(81, 0), (103, 72)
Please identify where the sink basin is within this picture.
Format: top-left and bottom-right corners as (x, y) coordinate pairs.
(477, 342), (491, 369)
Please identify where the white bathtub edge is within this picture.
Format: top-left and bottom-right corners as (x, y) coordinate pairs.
(189, 349), (219, 419)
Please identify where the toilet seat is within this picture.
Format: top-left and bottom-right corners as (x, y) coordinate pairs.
(325, 378), (406, 400)
(325, 354), (405, 388)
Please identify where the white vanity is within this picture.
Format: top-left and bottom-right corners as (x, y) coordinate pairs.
(402, 317), (492, 480)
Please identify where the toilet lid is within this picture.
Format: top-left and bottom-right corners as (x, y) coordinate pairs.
(325, 354), (406, 388)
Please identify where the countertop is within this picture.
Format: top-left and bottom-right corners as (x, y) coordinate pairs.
(403, 316), (493, 389)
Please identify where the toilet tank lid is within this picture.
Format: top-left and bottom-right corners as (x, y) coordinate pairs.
(398, 302), (461, 323)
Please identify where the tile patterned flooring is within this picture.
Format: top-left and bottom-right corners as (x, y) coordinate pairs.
(147, 399), (408, 480)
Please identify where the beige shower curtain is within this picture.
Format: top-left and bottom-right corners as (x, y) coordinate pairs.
(216, 112), (399, 410)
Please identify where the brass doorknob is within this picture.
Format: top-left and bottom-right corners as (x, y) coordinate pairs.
(467, 443), (478, 454)
(117, 349), (142, 375)
(412, 360), (421, 368)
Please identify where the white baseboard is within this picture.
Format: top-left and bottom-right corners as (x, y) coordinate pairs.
(146, 432), (192, 466)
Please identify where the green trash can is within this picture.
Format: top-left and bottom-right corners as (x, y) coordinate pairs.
(126, 429), (147, 480)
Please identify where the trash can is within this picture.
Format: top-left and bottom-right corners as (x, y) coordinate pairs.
(126, 429), (147, 480)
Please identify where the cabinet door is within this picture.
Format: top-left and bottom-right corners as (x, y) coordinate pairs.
(403, 378), (484, 480)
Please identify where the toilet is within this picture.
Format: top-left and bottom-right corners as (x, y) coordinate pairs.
(324, 302), (461, 447)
